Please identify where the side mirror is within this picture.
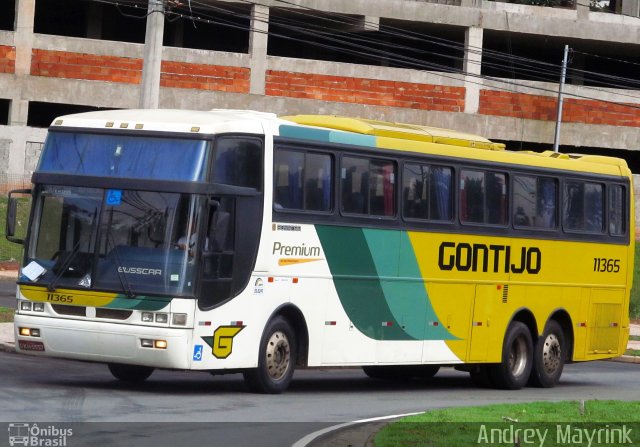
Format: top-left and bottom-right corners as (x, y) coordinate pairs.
(5, 189), (32, 245)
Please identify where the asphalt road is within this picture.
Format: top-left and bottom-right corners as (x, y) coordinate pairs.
(0, 352), (639, 446)
(0, 278), (16, 308)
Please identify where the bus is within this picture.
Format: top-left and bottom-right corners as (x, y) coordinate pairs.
(6, 109), (634, 393)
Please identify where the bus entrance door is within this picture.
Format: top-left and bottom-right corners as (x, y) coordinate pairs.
(469, 285), (496, 362)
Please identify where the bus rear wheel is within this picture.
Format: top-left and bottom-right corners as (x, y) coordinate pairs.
(488, 321), (533, 390)
(108, 363), (154, 383)
(529, 320), (565, 388)
(244, 316), (296, 394)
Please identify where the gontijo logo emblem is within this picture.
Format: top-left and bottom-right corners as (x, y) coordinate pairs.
(201, 325), (246, 359)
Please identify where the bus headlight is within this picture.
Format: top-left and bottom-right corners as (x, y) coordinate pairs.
(141, 312), (154, 322)
(155, 313), (168, 324)
(172, 313), (187, 326)
(20, 302), (32, 312)
(33, 303), (45, 312)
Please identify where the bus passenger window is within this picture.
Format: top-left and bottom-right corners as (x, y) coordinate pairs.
(564, 181), (604, 233)
(609, 185), (625, 236)
(403, 164), (452, 221)
(460, 170), (507, 226)
(513, 176), (557, 229)
(341, 156), (395, 217)
(274, 149), (332, 212)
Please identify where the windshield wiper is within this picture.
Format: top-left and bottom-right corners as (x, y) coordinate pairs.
(47, 209), (97, 292)
(106, 230), (136, 299)
(47, 243), (81, 292)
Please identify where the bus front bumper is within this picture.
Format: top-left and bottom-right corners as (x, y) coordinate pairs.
(13, 314), (192, 369)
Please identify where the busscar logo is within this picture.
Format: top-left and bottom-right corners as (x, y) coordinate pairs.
(117, 266), (162, 276)
(8, 423), (73, 446)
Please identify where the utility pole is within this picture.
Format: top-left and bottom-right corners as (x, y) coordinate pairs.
(139, 0), (165, 109)
(553, 45), (570, 153)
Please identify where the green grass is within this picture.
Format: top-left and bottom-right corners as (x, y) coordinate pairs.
(625, 349), (640, 357)
(375, 401), (640, 447)
(631, 243), (640, 320)
(0, 197), (27, 263)
(630, 335), (640, 341)
(0, 306), (14, 323)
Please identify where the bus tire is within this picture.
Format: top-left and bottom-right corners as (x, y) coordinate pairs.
(488, 321), (533, 390)
(528, 320), (565, 388)
(108, 363), (154, 383)
(243, 316), (296, 394)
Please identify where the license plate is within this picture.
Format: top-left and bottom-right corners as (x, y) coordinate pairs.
(19, 340), (45, 352)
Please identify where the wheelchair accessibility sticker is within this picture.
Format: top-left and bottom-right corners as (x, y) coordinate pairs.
(193, 345), (203, 362)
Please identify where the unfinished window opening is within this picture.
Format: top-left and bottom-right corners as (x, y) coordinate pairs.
(0, 99), (9, 125)
(1, 1), (15, 31)
(267, 10), (464, 71)
(164, 2), (250, 52)
(27, 102), (113, 128)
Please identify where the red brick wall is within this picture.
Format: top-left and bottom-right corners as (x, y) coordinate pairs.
(31, 49), (142, 83)
(161, 61), (249, 93)
(479, 90), (640, 127)
(30, 49), (249, 92)
(0, 45), (16, 74)
(266, 70), (465, 112)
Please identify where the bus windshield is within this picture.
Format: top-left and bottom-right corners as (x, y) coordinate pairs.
(22, 185), (201, 297)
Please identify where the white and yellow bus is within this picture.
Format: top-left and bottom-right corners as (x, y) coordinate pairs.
(7, 109), (634, 393)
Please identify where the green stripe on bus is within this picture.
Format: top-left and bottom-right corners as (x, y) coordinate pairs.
(316, 225), (414, 340)
(362, 229), (455, 340)
(106, 295), (172, 311)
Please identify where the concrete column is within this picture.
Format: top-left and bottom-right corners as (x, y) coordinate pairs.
(463, 26), (483, 114)
(139, 0), (165, 109)
(577, 1), (590, 20)
(12, 0), (35, 126)
(249, 4), (269, 95)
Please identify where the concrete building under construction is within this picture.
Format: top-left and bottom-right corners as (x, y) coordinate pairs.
(1, 0), (640, 190)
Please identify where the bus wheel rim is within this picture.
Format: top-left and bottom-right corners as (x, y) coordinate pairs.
(509, 335), (528, 378)
(542, 333), (561, 375)
(265, 330), (290, 380)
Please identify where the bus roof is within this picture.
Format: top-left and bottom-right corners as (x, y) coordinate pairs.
(49, 109), (629, 178)
(50, 108), (278, 135)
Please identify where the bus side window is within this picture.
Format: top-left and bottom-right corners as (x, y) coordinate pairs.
(460, 170), (507, 225)
(609, 185), (625, 236)
(213, 137), (263, 190)
(513, 175), (557, 229)
(274, 149), (332, 212)
(564, 181), (604, 233)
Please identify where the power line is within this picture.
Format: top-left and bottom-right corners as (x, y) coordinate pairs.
(82, 0), (640, 114)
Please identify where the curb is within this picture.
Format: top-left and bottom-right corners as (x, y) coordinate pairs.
(306, 421), (388, 447)
(0, 342), (15, 353)
(609, 355), (640, 364)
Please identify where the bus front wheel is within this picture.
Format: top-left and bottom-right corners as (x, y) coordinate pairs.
(244, 316), (297, 394)
(488, 321), (533, 390)
(108, 363), (154, 383)
(528, 320), (565, 388)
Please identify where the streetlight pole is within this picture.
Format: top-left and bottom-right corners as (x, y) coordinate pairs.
(553, 45), (570, 153)
(139, 0), (165, 109)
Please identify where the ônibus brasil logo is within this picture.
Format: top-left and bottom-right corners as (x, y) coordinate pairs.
(8, 423), (73, 446)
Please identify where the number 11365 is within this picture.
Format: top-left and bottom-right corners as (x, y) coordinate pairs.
(593, 258), (620, 273)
